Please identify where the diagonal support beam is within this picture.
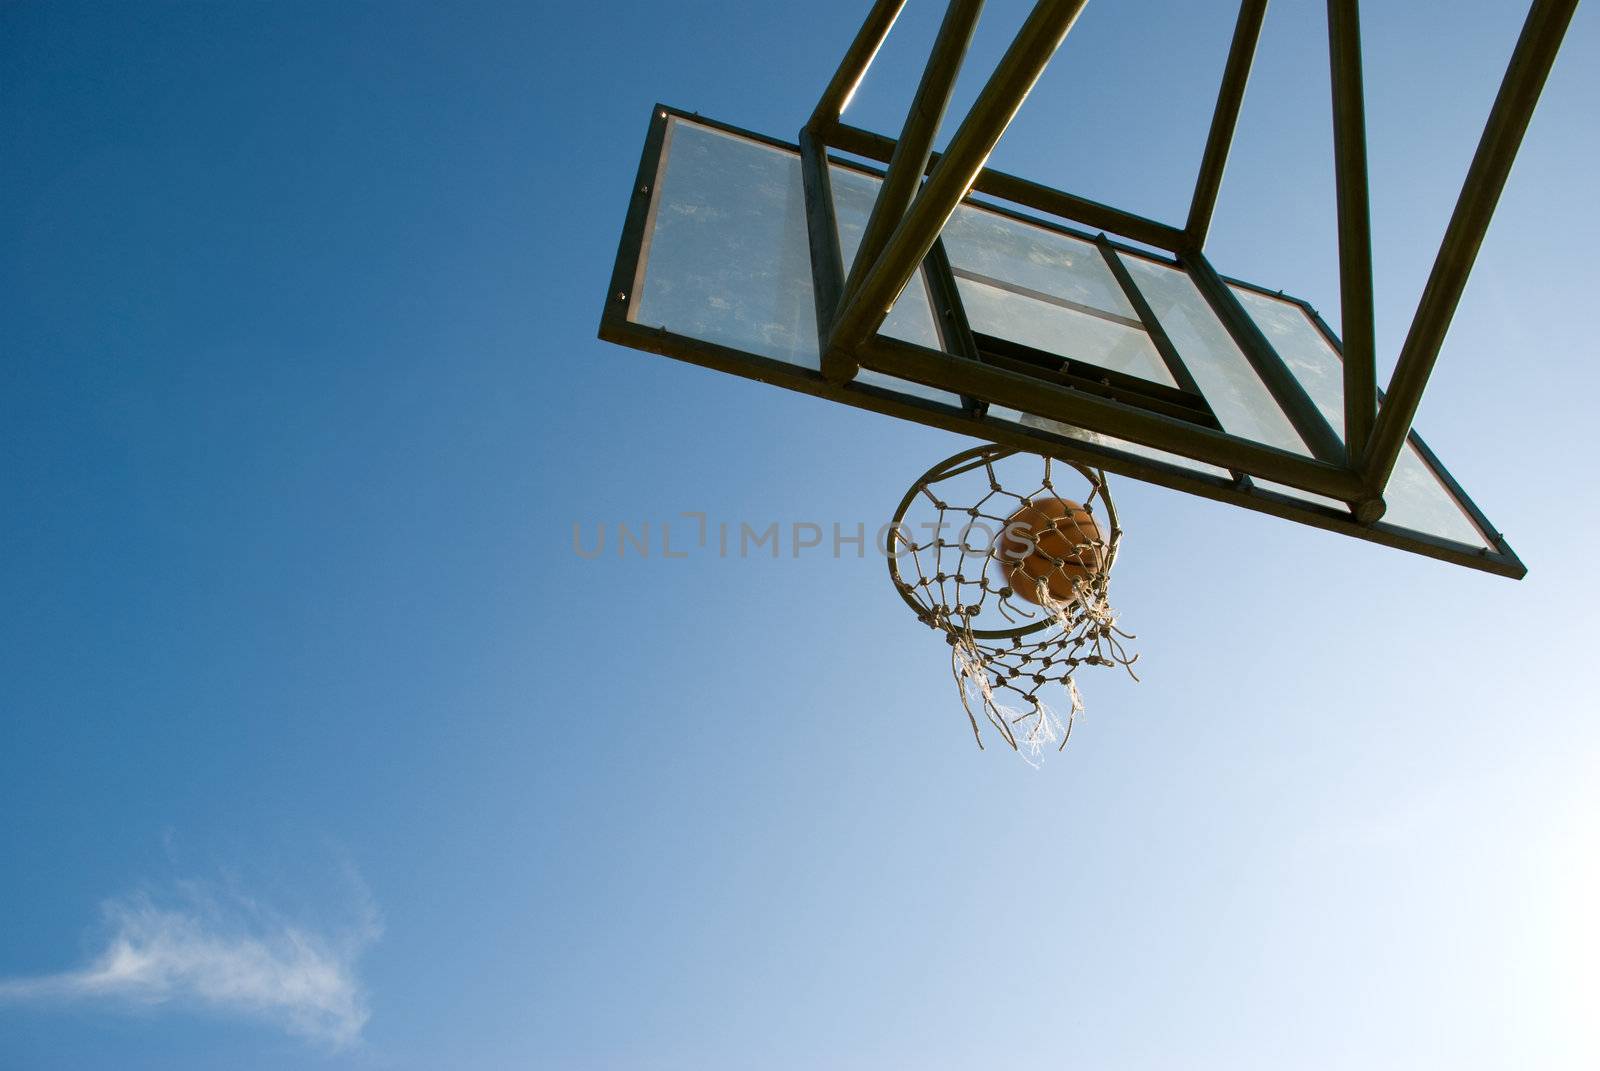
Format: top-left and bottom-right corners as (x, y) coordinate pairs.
(1184, 0), (1270, 251)
(809, 0), (908, 134)
(826, 0), (1090, 381)
(839, 0), (985, 315)
(799, 126), (847, 341)
(1327, 0), (1377, 463)
(1363, 0), (1578, 491)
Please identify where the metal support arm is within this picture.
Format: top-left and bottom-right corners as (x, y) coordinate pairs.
(826, 0), (1090, 380)
(839, 0), (985, 318)
(1184, 0), (1269, 251)
(1362, 0), (1578, 491)
(808, 0), (907, 134)
(1327, 0), (1377, 463)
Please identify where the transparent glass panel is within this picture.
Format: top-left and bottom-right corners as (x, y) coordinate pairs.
(938, 203), (1177, 387)
(1382, 447), (1488, 548)
(987, 407), (1232, 479)
(1254, 479), (1350, 512)
(943, 204), (1137, 317)
(634, 121), (817, 367)
(853, 369), (964, 405)
(631, 119), (960, 407)
(830, 167), (944, 351)
(955, 276), (1176, 386)
(1231, 287), (1346, 436)
(1124, 257), (1311, 456)
(1231, 286), (1489, 548)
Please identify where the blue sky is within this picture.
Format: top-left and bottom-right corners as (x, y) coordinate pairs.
(2, 1), (1597, 1067)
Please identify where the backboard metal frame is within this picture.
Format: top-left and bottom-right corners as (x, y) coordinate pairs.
(600, 106), (1525, 578)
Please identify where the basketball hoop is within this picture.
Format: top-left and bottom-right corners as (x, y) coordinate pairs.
(887, 445), (1138, 763)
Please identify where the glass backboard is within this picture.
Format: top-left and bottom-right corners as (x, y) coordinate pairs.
(601, 107), (1519, 577)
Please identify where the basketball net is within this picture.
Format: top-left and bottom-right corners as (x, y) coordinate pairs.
(888, 446), (1139, 765)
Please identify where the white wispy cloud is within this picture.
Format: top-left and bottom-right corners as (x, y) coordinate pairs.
(0, 874), (381, 1049)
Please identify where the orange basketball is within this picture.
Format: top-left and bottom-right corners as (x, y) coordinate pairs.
(995, 496), (1104, 606)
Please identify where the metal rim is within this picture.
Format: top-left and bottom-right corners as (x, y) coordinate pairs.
(886, 443), (1117, 641)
